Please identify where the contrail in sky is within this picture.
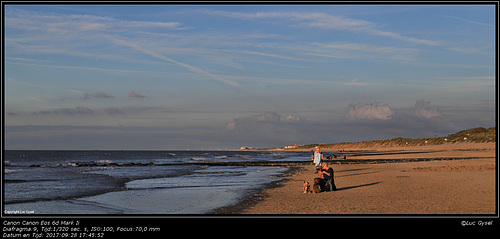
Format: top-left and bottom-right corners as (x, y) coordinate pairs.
(110, 37), (240, 87)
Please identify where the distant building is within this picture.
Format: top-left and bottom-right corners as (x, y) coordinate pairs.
(240, 146), (254, 150)
(284, 144), (302, 149)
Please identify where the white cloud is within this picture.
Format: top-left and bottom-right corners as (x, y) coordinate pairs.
(413, 100), (440, 118)
(128, 91), (145, 99)
(7, 78), (43, 88)
(202, 10), (373, 30)
(216, 49), (308, 62)
(110, 37), (240, 87)
(348, 102), (395, 120)
(227, 112), (306, 130)
(440, 15), (494, 27)
(5, 8), (186, 33)
(310, 42), (421, 61)
(35, 106), (94, 115)
(228, 112), (281, 130)
(84, 92), (114, 100)
(284, 115), (304, 122)
(366, 29), (439, 46)
(29, 97), (49, 104)
(202, 9), (438, 45)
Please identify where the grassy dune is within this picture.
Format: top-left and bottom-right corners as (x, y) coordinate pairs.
(297, 127), (496, 150)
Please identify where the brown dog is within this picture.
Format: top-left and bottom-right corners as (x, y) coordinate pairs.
(303, 181), (310, 193)
(312, 178), (321, 194)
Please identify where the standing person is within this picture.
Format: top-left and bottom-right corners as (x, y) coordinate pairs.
(320, 162), (337, 191)
(313, 147), (323, 173)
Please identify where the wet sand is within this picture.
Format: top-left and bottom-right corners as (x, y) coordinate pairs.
(239, 143), (496, 214)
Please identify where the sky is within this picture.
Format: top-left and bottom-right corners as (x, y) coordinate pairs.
(3, 4), (496, 150)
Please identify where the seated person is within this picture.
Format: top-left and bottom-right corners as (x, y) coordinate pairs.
(320, 163), (337, 191)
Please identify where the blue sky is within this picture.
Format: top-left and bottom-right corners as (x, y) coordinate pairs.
(4, 4), (496, 149)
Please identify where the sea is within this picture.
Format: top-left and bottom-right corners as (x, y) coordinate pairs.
(3, 150), (314, 214)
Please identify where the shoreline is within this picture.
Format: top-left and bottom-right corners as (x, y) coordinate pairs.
(221, 142), (496, 215)
(211, 166), (302, 214)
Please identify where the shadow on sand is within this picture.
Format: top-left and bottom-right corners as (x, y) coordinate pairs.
(336, 167), (372, 173)
(336, 181), (382, 191)
(336, 171), (379, 178)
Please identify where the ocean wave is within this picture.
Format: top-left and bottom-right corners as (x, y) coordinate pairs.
(191, 157), (207, 161)
(29, 162), (80, 168)
(90, 166), (115, 171)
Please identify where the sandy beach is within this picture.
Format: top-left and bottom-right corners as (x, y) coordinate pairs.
(239, 143), (496, 214)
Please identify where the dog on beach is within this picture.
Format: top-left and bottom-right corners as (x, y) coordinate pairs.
(312, 178), (322, 194)
(303, 181), (311, 193)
